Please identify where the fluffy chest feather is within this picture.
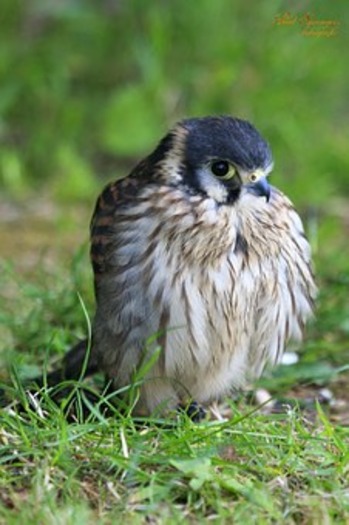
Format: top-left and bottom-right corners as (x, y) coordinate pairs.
(91, 183), (316, 416)
(96, 185), (315, 405)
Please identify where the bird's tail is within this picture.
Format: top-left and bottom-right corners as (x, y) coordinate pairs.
(34, 338), (98, 387)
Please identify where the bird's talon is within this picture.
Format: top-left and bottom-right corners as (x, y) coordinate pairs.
(178, 401), (207, 422)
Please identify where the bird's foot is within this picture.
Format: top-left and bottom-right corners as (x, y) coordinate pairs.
(178, 401), (207, 422)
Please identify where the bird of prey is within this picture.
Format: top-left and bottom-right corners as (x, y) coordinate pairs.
(44, 116), (317, 417)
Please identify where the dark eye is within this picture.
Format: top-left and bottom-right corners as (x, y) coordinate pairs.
(210, 160), (237, 181)
(211, 160), (229, 177)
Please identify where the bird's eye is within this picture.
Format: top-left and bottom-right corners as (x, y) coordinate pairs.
(211, 161), (236, 180)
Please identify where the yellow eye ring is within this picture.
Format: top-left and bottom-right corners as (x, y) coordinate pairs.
(248, 169), (264, 183)
(211, 161), (237, 181)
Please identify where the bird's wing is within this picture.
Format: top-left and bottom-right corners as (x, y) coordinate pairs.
(89, 171), (166, 382)
(90, 175), (140, 282)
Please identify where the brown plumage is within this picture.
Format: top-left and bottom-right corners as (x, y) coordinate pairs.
(48, 116), (317, 417)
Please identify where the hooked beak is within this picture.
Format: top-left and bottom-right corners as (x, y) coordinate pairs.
(246, 176), (271, 202)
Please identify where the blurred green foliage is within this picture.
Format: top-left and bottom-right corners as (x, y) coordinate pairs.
(0, 0), (348, 203)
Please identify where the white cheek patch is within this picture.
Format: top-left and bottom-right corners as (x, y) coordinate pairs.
(197, 168), (228, 203)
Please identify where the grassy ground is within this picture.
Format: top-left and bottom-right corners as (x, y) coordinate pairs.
(1, 2), (349, 524)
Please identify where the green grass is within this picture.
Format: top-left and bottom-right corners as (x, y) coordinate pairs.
(1, 378), (349, 524)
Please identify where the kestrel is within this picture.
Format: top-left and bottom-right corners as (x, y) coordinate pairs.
(45, 116), (317, 417)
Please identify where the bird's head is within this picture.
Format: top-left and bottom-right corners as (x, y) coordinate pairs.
(152, 116), (273, 205)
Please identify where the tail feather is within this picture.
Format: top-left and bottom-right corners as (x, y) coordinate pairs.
(34, 338), (98, 387)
